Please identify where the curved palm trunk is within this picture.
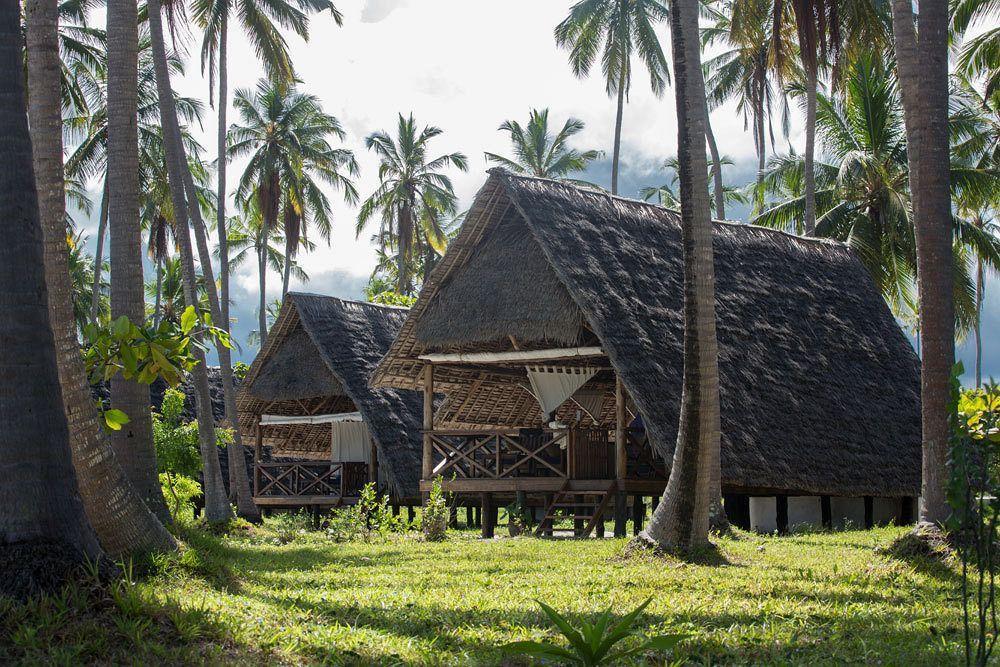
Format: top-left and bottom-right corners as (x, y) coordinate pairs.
(704, 105), (726, 220)
(2, 1), (104, 597)
(216, 12), (231, 331)
(891, 0), (954, 527)
(106, 0), (171, 522)
(975, 257), (983, 388)
(153, 257), (163, 328)
(258, 237), (269, 347)
(282, 239), (293, 297)
(611, 67), (626, 195)
(641, 0), (725, 551)
(803, 65), (818, 236)
(147, 0), (232, 523)
(172, 122), (258, 522)
(90, 180), (109, 324)
(24, 0), (174, 557)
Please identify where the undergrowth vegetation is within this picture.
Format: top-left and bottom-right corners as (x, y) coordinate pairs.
(0, 521), (969, 664)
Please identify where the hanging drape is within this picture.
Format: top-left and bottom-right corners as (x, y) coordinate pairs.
(570, 388), (607, 422)
(331, 421), (371, 463)
(525, 366), (599, 417)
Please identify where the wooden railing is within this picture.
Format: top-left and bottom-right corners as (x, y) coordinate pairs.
(429, 429), (570, 479)
(254, 461), (368, 498)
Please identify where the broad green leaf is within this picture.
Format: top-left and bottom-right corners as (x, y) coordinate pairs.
(104, 409), (130, 431)
(500, 640), (578, 662)
(180, 306), (198, 334)
(536, 600), (590, 658)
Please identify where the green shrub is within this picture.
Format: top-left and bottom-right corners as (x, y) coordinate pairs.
(421, 477), (450, 542)
(325, 483), (408, 542)
(159, 473), (202, 521)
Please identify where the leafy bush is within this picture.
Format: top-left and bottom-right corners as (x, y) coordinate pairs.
(502, 597), (687, 666)
(232, 362), (250, 382)
(325, 483), (408, 542)
(421, 477), (450, 542)
(158, 474), (202, 521)
(947, 370), (1000, 667)
(268, 512), (315, 545)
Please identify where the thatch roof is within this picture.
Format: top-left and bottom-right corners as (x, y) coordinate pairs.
(373, 169), (922, 498)
(239, 294), (423, 498)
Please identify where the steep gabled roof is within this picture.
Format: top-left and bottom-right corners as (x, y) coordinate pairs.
(373, 169), (922, 497)
(239, 293), (422, 498)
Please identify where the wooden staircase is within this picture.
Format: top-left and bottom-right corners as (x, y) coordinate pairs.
(535, 482), (615, 538)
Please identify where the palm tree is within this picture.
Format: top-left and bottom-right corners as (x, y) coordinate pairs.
(67, 229), (108, 334)
(702, 0), (796, 197)
(641, 0), (724, 551)
(752, 55), (1000, 329)
(484, 109), (603, 184)
(4, 0), (107, 588)
(191, 0), (341, 405)
(953, 0), (1000, 101)
(357, 113), (468, 294)
(640, 155), (748, 214)
(228, 79), (358, 324)
(22, 0), (174, 557)
(554, 0), (670, 194)
(890, 0), (955, 528)
(105, 0), (173, 523)
(146, 0), (233, 523)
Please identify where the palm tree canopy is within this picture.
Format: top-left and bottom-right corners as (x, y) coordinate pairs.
(484, 108), (603, 183)
(554, 0), (671, 97)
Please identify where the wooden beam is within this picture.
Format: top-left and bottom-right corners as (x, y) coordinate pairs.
(422, 364), (434, 481)
(369, 438), (378, 485)
(254, 418), (263, 496)
(418, 346), (604, 365)
(615, 376), (627, 479)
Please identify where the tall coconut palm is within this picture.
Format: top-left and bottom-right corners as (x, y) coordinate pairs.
(640, 0), (724, 551)
(357, 113), (468, 295)
(146, 0), (233, 523)
(484, 108), (603, 184)
(752, 55), (1000, 329)
(554, 0), (670, 194)
(23, 0), (174, 557)
(228, 78), (358, 336)
(890, 0), (955, 528)
(3, 0), (107, 594)
(192, 0), (340, 343)
(640, 155), (748, 214)
(105, 0), (173, 522)
(953, 0), (1000, 100)
(67, 229), (108, 335)
(702, 0), (796, 198)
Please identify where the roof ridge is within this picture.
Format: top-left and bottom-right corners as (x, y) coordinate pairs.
(488, 167), (847, 251)
(288, 291), (410, 312)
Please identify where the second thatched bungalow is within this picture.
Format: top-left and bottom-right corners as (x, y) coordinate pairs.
(372, 169), (922, 537)
(238, 293), (423, 512)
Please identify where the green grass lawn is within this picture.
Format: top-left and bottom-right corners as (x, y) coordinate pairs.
(0, 519), (967, 665)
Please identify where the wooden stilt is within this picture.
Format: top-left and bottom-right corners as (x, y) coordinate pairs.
(776, 495), (789, 534)
(473, 505), (481, 528)
(449, 506), (458, 529)
(422, 365), (434, 492)
(821, 496), (832, 529)
(614, 491), (627, 537)
(407, 505), (415, 523)
(898, 497), (914, 525)
(482, 493), (495, 538)
(631, 494), (644, 536)
(864, 496), (874, 529)
(465, 505), (474, 528)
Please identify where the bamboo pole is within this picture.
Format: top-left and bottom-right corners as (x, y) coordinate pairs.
(422, 364), (434, 481)
(615, 376), (627, 479)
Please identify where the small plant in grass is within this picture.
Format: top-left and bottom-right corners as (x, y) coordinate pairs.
(269, 511), (315, 545)
(324, 483), (408, 542)
(502, 597), (686, 666)
(505, 500), (533, 536)
(421, 476), (450, 542)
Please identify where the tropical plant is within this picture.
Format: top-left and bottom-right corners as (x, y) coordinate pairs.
(67, 229), (108, 336)
(501, 597), (687, 665)
(642, 0), (726, 548)
(357, 113), (468, 294)
(953, 0), (1000, 100)
(640, 155), (748, 214)
(554, 0), (670, 194)
(421, 476), (450, 542)
(2, 0), (105, 595)
(485, 108), (603, 184)
(228, 78), (358, 318)
(946, 370), (1000, 667)
(752, 55), (1000, 335)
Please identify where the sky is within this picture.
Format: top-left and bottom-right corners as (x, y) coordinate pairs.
(75, 0), (998, 383)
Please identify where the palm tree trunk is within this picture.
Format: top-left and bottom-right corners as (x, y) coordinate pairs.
(106, 0), (171, 523)
(282, 239), (293, 297)
(216, 11), (231, 330)
(2, 0), (105, 596)
(890, 0), (954, 528)
(172, 122), (259, 522)
(153, 257), (163, 328)
(258, 238), (269, 347)
(640, 0), (723, 551)
(90, 180), (109, 324)
(147, 0), (232, 523)
(803, 65), (818, 236)
(704, 104), (726, 220)
(975, 258), (983, 388)
(611, 67), (627, 195)
(23, 0), (174, 559)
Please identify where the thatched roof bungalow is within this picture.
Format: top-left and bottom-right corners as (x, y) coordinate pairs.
(372, 169), (921, 535)
(238, 293), (422, 506)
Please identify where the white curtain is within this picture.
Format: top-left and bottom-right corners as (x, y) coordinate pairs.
(571, 388), (607, 422)
(260, 412), (362, 425)
(331, 421), (371, 463)
(525, 366), (599, 417)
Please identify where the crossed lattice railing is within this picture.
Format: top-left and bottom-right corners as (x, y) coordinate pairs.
(254, 461), (368, 498)
(429, 429), (569, 479)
